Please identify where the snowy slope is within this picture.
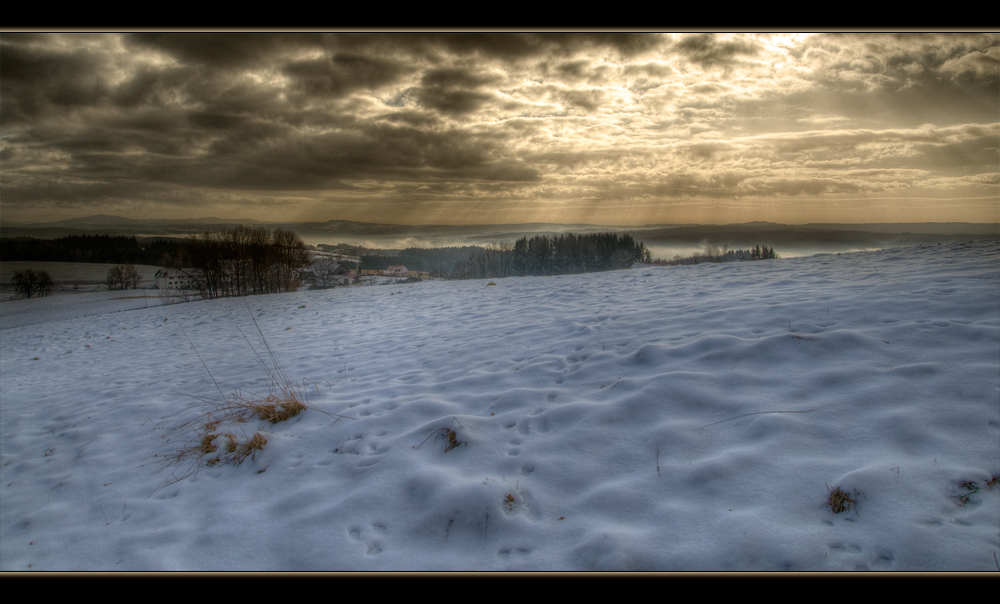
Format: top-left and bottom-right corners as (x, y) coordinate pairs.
(1, 241), (998, 571)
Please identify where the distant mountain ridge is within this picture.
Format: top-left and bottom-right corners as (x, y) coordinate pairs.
(46, 215), (265, 228)
(5, 214), (997, 234)
(2, 215), (996, 251)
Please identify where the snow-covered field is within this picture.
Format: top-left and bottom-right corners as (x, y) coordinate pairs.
(1, 242), (998, 571)
(0, 262), (164, 303)
(0, 261), (163, 286)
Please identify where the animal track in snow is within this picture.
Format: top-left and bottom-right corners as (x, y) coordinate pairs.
(825, 541), (894, 570)
(350, 523), (388, 555)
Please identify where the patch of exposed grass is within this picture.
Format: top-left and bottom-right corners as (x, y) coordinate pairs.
(439, 428), (460, 452)
(233, 433), (267, 465)
(953, 480), (981, 507)
(171, 430), (268, 469)
(198, 433), (219, 455)
(825, 484), (859, 514)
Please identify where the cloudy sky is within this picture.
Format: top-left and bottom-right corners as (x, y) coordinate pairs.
(1, 32), (997, 226)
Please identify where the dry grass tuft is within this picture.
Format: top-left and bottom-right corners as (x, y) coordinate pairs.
(234, 433), (267, 464)
(825, 485), (858, 514)
(252, 396), (307, 424)
(439, 428), (460, 452)
(198, 433), (219, 455)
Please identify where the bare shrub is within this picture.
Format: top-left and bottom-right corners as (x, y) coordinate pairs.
(107, 264), (141, 290)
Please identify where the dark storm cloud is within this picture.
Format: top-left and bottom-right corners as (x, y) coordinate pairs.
(413, 67), (500, 116)
(623, 61), (673, 80)
(673, 33), (762, 69)
(755, 124), (1000, 156)
(186, 111), (248, 131)
(109, 66), (196, 109)
(555, 59), (591, 81)
(427, 32), (664, 61)
(102, 119), (534, 193)
(420, 67), (500, 90)
(403, 33), (558, 60)
(940, 48), (1000, 80)
(799, 33), (999, 95)
(0, 37), (112, 121)
(377, 111), (443, 129)
(126, 33), (326, 68)
(556, 89), (606, 112)
(283, 53), (410, 100)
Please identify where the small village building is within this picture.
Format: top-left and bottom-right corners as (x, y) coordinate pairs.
(154, 269), (199, 290)
(385, 265), (409, 276)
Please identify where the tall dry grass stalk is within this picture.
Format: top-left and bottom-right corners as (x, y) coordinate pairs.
(148, 302), (354, 494)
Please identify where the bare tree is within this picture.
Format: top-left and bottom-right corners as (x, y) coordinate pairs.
(13, 269), (54, 298)
(271, 229), (309, 292)
(702, 243), (729, 263)
(122, 264), (141, 289)
(106, 265), (124, 290)
(106, 264), (142, 290)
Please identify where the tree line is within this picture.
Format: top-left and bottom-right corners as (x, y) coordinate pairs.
(653, 243), (779, 265)
(0, 234), (183, 265)
(360, 246), (483, 276)
(165, 226), (310, 298)
(452, 233), (652, 279)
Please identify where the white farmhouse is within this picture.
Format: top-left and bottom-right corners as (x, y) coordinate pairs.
(154, 268), (199, 290)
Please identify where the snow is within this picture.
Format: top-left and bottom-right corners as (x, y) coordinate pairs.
(1, 241), (998, 571)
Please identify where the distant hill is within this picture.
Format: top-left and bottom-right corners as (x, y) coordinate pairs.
(2, 215), (996, 251)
